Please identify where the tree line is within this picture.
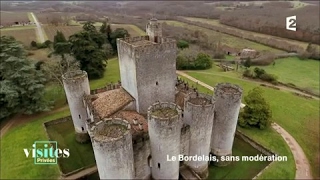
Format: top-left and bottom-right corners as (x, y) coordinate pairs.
(0, 21), (129, 120)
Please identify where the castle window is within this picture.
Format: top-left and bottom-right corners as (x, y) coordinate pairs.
(148, 155), (152, 167)
(182, 113), (184, 118)
(158, 163), (161, 169)
(81, 127), (84, 131)
(79, 115), (81, 119)
(156, 81), (158, 86)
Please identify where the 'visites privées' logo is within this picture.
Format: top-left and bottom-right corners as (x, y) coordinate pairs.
(23, 141), (70, 164)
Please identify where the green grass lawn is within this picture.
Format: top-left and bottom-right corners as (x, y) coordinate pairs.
(208, 136), (270, 179)
(45, 58), (120, 108)
(185, 68), (319, 178)
(46, 118), (96, 174)
(0, 109), (70, 179)
(252, 57), (320, 95)
(163, 20), (285, 54)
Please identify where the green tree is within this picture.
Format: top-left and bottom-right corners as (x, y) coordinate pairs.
(177, 40), (189, 49)
(110, 28), (129, 53)
(100, 21), (107, 34)
(53, 31), (67, 45)
(0, 36), (50, 120)
(238, 87), (272, 129)
(195, 52), (212, 69)
(243, 57), (251, 69)
(69, 22), (108, 79)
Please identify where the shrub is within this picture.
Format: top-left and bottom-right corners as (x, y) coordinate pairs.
(253, 67), (266, 78)
(243, 69), (253, 78)
(44, 40), (52, 47)
(36, 43), (47, 49)
(177, 40), (189, 49)
(259, 73), (278, 83)
(30, 40), (37, 48)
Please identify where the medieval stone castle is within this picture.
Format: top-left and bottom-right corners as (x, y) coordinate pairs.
(61, 18), (243, 179)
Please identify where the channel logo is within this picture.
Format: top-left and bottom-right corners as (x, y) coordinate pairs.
(286, 15), (297, 31)
(23, 141), (70, 165)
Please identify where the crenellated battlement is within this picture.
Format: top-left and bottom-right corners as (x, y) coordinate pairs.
(88, 118), (131, 143)
(214, 83), (243, 101)
(62, 70), (88, 82)
(185, 92), (215, 107)
(147, 102), (182, 121)
(90, 81), (121, 95)
(117, 36), (176, 59)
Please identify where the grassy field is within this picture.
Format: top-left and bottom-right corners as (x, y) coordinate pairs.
(163, 20), (284, 54)
(252, 57), (320, 94)
(0, 28), (37, 46)
(185, 67), (319, 178)
(0, 11), (29, 25)
(46, 118), (96, 174)
(43, 24), (145, 41)
(181, 17), (310, 50)
(208, 136), (270, 179)
(0, 109), (69, 179)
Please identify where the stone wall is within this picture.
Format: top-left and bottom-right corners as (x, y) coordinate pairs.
(180, 124), (190, 156)
(133, 136), (151, 179)
(90, 81), (121, 95)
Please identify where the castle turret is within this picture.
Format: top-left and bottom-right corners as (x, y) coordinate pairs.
(146, 18), (162, 43)
(147, 102), (182, 180)
(62, 70), (90, 143)
(117, 35), (177, 114)
(183, 92), (215, 178)
(210, 83), (243, 166)
(88, 118), (135, 179)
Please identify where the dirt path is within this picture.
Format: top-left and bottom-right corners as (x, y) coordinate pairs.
(177, 70), (313, 179)
(272, 123), (313, 179)
(0, 106), (68, 138)
(30, 12), (45, 43)
(179, 71), (319, 100)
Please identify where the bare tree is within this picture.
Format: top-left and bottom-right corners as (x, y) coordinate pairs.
(41, 54), (80, 87)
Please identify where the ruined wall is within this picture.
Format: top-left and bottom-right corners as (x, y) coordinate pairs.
(184, 92), (215, 178)
(133, 134), (151, 179)
(147, 102), (182, 179)
(62, 70), (90, 137)
(117, 39), (139, 110)
(135, 40), (177, 114)
(89, 118), (135, 179)
(211, 83), (243, 166)
(180, 124), (190, 156)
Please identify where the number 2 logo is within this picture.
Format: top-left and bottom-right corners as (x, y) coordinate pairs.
(286, 16), (297, 31)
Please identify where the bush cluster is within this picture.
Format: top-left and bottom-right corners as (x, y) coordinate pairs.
(243, 67), (278, 84)
(176, 51), (212, 70)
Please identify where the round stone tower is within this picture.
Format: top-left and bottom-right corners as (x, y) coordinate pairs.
(184, 92), (215, 178)
(88, 118), (135, 179)
(62, 70), (90, 143)
(147, 102), (182, 180)
(211, 83), (243, 166)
